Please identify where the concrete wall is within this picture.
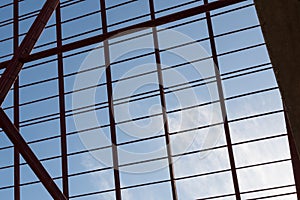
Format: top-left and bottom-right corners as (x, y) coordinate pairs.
(254, 0), (300, 156)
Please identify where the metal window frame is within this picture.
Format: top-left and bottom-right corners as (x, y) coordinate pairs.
(0, 0), (299, 199)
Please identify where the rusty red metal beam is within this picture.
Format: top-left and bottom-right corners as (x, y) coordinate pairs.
(148, 0), (178, 199)
(204, 0), (241, 198)
(13, 0), (20, 199)
(0, 109), (67, 200)
(55, 3), (70, 199)
(0, 0), (66, 199)
(100, 0), (122, 199)
(0, 0), (60, 104)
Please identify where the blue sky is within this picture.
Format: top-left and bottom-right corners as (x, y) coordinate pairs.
(0, 0), (297, 199)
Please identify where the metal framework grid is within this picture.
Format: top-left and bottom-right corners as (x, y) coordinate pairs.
(0, 0), (299, 199)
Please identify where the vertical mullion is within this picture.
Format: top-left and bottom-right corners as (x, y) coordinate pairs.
(203, 0), (241, 199)
(285, 112), (300, 198)
(148, 1), (178, 199)
(55, 2), (69, 198)
(0, 0), (60, 105)
(13, 0), (20, 199)
(100, 1), (122, 199)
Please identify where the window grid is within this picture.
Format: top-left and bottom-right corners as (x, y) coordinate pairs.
(0, 0), (299, 199)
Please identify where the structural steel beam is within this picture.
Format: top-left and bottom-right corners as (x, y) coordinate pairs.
(0, 1), (245, 199)
(149, 0), (178, 199)
(254, 0), (300, 157)
(55, 3), (70, 199)
(100, 0), (122, 199)
(0, 0), (66, 199)
(0, 0), (60, 104)
(204, 0), (241, 198)
(0, 0), (245, 69)
(0, 109), (66, 200)
(13, 0), (20, 199)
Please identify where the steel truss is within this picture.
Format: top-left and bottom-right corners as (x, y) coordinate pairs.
(0, 0), (299, 199)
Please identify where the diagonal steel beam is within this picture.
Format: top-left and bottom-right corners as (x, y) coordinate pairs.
(0, 1), (244, 199)
(0, 108), (66, 200)
(0, 0), (60, 105)
(0, 0), (66, 199)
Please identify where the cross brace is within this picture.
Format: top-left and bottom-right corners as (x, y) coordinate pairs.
(0, 0), (66, 199)
(0, 0), (246, 199)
